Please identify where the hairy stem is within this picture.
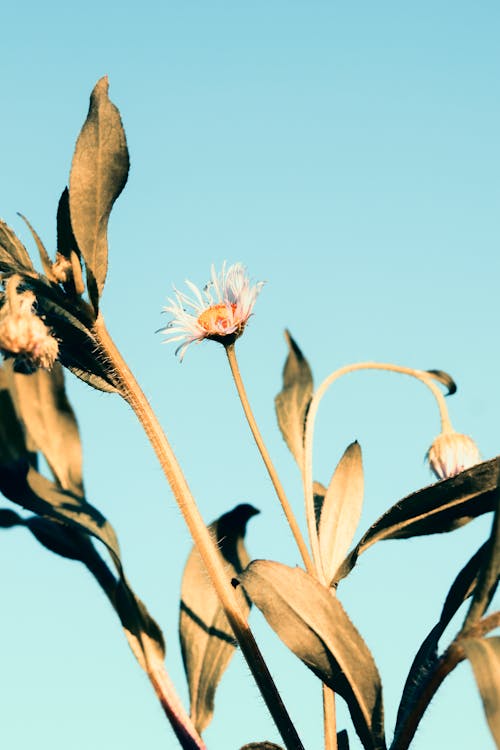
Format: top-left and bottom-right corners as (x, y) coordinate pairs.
(93, 315), (304, 750)
(225, 343), (314, 574)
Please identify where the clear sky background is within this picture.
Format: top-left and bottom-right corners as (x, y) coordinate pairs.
(0, 2), (499, 749)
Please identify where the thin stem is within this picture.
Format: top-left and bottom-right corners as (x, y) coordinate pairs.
(303, 362), (455, 576)
(93, 315), (304, 750)
(322, 685), (337, 750)
(225, 343), (315, 575)
(85, 551), (205, 749)
(148, 664), (207, 750)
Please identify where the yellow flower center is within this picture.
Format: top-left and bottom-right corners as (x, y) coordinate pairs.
(197, 303), (236, 333)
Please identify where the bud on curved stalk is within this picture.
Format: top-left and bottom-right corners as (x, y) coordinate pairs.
(161, 262), (264, 360)
(427, 431), (481, 480)
(0, 275), (59, 370)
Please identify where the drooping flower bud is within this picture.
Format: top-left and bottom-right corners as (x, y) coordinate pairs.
(427, 431), (481, 480)
(0, 276), (59, 370)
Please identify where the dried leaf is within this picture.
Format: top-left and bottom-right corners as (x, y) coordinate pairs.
(180, 504), (259, 733)
(336, 458), (500, 584)
(69, 76), (129, 307)
(337, 730), (350, 750)
(5, 362), (83, 496)
(240, 560), (386, 750)
(17, 213), (56, 281)
(463, 503), (500, 629)
(319, 442), (364, 585)
(425, 369), (457, 396)
(462, 637), (500, 749)
(275, 330), (313, 468)
(395, 543), (488, 734)
(0, 219), (34, 271)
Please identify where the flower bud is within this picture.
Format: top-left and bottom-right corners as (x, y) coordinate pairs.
(0, 277), (59, 370)
(427, 431), (480, 480)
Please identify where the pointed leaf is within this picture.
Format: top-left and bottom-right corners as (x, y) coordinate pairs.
(69, 76), (129, 306)
(0, 219), (34, 271)
(395, 542), (488, 733)
(319, 442), (364, 585)
(240, 560), (386, 750)
(425, 369), (457, 396)
(275, 330), (313, 468)
(462, 637), (500, 748)
(5, 362), (83, 496)
(338, 730), (350, 750)
(240, 744), (285, 749)
(463, 503), (500, 629)
(180, 504), (259, 733)
(336, 458), (500, 584)
(17, 213), (56, 281)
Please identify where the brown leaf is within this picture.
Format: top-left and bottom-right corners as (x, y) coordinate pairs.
(180, 504), (259, 733)
(274, 331), (313, 468)
(240, 560), (386, 750)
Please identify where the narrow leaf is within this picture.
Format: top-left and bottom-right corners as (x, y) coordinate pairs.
(425, 369), (457, 396)
(180, 504), (259, 733)
(338, 730), (350, 750)
(17, 213), (56, 281)
(5, 362), (83, 496)
(0, 219), (33, 271)
(319, 442), (364, 585)
(335, 458), (500, 584)
(240, 560), (386, 750)
(395, 543), (488, 733)
(463, 502), (500, 629)
(69, 76), (129, 306)
(274, 330), (313, 468)
(462, 637), (500, 748)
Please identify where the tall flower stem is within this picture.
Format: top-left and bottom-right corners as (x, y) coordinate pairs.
(225, 342), (315, 575)
(93, 314), (304, 750)
(303, 362), (454, 575)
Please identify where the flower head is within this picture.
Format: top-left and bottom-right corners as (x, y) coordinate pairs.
(0, 276), (59, 371)
(162, 262), (264, 360)
(427, 431), (481, 480)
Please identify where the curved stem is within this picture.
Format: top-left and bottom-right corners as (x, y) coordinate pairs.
(93, 315), (304, 750)
(303, 362), (455, 575)
(225, 343), (315, 575)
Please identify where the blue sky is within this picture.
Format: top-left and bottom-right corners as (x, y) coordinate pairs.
(0, 3), (499, 749)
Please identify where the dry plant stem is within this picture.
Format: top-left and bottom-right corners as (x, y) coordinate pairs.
(149, 664), (207, 750)
(303, 362), (454, 576)
(391, 611), (500, 750)
(322, 685), (337, 750)
(225, 343), (315, 575)
(93, 315), (305, 750)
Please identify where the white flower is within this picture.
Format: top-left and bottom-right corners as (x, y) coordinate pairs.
(427, 431), (481, 480)
(162, 262), (264, 360)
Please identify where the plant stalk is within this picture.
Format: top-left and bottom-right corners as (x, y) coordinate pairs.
(303, 362), (455, 577)
(93, 315), (304, 750)
(322, 685), (337, 750)
(225, 343), (314, 575)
